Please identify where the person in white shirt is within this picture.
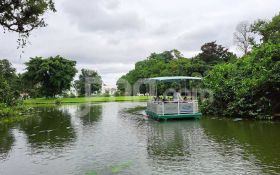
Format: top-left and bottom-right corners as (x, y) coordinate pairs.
(173, 89), (183, 102)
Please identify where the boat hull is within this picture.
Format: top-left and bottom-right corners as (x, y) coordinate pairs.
(146, 110), (202, 120)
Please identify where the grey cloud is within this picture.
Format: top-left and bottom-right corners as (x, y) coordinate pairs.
(1, 0), (280, 86)
(77, 63), (133, 74)
(104, 0), (120, 10)
(62, 0), (144, 33)
(175, 24), (235, 53)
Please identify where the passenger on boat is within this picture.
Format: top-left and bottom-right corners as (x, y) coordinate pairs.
(173, 89), (183, 102)
(183, 96), (193, 102)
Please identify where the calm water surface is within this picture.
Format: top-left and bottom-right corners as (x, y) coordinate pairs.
(0, 102), (280, 175)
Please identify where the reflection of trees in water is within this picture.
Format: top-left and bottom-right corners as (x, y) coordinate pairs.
(78, 104), (102, 126)
(0, 105), (102, 158)
(19, 107), (76, 149)
(147, 121), (199, 160)
(201, 118), (280, 174)
(0, 125), (14, 160)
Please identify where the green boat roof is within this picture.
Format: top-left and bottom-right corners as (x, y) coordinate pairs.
(148, 76), (202, 81)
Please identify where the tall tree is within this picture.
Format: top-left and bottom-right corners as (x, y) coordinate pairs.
(23, 56), (77, 97)
(234, 21), (253, 55)
(0, 59), (19, 105)
(197, 41), (236, 65)
(75, 69), (102, 96)
(0, 0), (56, 47)
(251, 13), (280, 44)
(202, 13), (280, 118)
(0, 59), (16, 79)
(192, 41), (237, 75)
(203, 41), (280, 118)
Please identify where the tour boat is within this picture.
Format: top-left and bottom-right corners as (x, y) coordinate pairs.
(145, 76), (202, 120)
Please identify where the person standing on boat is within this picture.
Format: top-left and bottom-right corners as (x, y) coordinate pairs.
(173, 89), (183, 102)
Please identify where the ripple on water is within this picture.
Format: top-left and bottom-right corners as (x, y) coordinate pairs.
(0, 103), (280, 175)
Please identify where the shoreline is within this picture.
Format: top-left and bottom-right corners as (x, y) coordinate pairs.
(24, 96), (150, 105)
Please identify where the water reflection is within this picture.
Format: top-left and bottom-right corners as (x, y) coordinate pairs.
(19, 107), (76, 149)
(1, 103), (280, 175)
(0, 125), (14, 160)
(77, 104), (102, 126)
(201, 118), (280, 174)
(147, 121), (201, 161)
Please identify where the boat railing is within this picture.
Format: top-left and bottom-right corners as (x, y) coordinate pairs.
(147, 100), (199, 115)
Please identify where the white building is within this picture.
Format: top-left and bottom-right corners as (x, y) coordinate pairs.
(101, 83), (117, 96)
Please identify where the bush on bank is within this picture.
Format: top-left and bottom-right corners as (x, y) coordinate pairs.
(0, 103), (18, 118)
(202, 42), (280, 119)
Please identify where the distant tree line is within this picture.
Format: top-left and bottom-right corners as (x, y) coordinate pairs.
(0, 56), (102, 107)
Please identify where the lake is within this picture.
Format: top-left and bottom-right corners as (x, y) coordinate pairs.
(0, 102), (280, 175)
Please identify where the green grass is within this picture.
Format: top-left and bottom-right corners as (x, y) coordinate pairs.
(24, 96), (150, 105)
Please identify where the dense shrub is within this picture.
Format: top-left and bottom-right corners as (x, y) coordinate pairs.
(0, 103), (18, 118)
(202, 42), (280, 118)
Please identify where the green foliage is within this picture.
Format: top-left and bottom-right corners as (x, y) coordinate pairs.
(193, 41), (237, 75)
(54, 99), (62, 105)
(117, 49), (191, 95)
(202, 13), (280, 118)
(202, 41), (280, 118)
(251, 13), (280, 44)
(0, 103), (32, 124)
(75, 69), (102, 96)
(117, 45), (235, 95)
(0, 0), (56, 47)
(101, 92), (110, 97)
(196, 41), (237, 66)
(0, 103), (18, 118)
(0, 59), (20, 106)
(23, 55), (77, 97)
(0, 59), (33, 120)
(24, 96), (150, 104)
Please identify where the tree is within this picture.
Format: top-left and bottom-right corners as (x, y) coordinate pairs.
(197, 41), (236, 65)
(0, 0), (56, 47)
(75, 69), (102, 96)
(116, 46), (237, 94)
(202, 41), (280, 118)
(116, 50), (203, 94)
(192, 41), (237, 75)
(23, 56), (77, 97)
(234, 21), (253, 55)
(0, 59), (19, 105)
(0, 59), (16, 80)
(116, 75), (127, 96)
(251, 13), (280, 44)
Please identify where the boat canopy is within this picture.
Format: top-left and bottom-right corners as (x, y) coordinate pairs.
(148, 76), (202, 81)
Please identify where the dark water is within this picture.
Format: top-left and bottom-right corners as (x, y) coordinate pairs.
(0, 102), (280, 175)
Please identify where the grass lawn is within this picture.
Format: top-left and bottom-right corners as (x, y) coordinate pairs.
(24, 96), (150, 104)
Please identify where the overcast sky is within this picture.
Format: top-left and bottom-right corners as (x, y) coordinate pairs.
(1, 0), (280, 86)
